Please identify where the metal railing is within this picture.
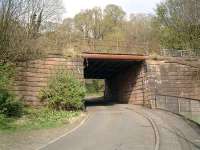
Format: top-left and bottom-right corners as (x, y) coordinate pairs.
(155, 94), (200, 124)
(160, 49), (200, 57)
(72, 39), (149, 55)
(66, 39), (200, 57)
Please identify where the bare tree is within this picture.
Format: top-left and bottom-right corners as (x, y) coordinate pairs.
(0, 0), (65, 63)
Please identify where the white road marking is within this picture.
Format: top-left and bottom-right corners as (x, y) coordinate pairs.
(36, 113), (89, 150)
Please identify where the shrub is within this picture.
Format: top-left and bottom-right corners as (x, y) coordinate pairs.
(0, 63), (15, 89)
(40, 70), (86, 110)
(0, 89), (24, 117)
(0, 63), (24, 118)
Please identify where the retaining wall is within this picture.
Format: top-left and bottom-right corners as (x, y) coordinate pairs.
(13, 54), (83, 106)
(12, 55), (200, 109)
(104, 58), (200, 108)
(146, 59), (200, 109)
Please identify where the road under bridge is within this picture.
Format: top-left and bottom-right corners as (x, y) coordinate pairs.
(14, 52), (200, 115)
(83, 53), (147, 104)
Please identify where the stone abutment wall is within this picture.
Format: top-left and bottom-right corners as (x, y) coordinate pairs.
(146, 59), (200, 110)
(105, 62), (148, 105)
(13, 55), (200, 109)
(13, 54), (83, 106)
(105, 58), (200, 108)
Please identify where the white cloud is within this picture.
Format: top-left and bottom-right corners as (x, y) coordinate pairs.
(63, 0), (161, 18)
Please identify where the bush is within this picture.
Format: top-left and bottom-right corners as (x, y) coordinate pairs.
(40, 70), (86, 110)
(0, 89), (24, 117)
(0, 63), (15, 89)
(0, 63), (24, 118)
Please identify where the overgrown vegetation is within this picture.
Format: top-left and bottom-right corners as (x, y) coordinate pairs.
(0, 0), (64, 63)
(0, 68), (84, 133)
(40, 70), (86, 110)
(43, 4), (160, 53)
(1, 0), (199, 58)
(44, 0), (200, 53)
(0, 0), (66, 122)
(85, 80), (105, 97)
(0, 108), (80, 133)
(0, 0), (69, 115)
(155, 0), (200, 50)
(0, 90), (24, 117)
(0, 0), (199, 133)
(0, 64), (24, 118)
(0, 63), (14, 89)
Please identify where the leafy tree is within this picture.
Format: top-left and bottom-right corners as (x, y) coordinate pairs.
(126, 13), (160, 52)
(74, 7), (104, 40)
(74, 10), (91, 39)
(74, 4), (126, 41)
(155, 0), (200, 49)
(87, 7), (104, 39)
(103, 4), (126, 37)
(41, 4), (160, 53)
(103, 4), (126, 27)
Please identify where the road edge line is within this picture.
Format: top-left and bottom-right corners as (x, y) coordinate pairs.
(126, 107), (160, 150)
(37, 113), (89, 150)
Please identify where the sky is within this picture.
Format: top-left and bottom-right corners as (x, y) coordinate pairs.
(63, 0), (162, 18)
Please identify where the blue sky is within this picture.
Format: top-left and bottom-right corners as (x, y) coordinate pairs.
(63, 0), (162, 18)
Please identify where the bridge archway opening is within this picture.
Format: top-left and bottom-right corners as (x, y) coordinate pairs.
(83, 53), (146, 105)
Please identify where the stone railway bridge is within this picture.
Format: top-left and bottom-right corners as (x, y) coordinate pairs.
(13, 51), (200, 113)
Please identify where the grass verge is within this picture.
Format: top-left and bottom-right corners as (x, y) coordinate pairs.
(191, 116), (200, 125)
(181, 112), (200, 125)
(86, 92), (104, 97)
(0, 108), (80, 133)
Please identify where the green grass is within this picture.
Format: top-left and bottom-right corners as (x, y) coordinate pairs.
(0, 108), (80, 133)
(191, 116), (200, 124)
(181, 112), (200, 125)
(86, 92), (104, 97)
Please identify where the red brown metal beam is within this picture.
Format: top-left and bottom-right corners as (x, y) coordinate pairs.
(82, 53), (147, 61)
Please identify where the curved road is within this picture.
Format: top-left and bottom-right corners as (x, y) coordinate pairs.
(41, 103), (200, 150)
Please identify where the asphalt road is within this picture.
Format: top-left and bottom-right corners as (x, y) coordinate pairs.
(41, 102), (200, 150)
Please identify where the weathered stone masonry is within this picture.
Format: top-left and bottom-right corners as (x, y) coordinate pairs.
(13, 54), (83, 106)
(105, 62), (147, 105)
(145, 59), (200, 110)
(105, 58), (200, 108)
(13, 54), (200, 109)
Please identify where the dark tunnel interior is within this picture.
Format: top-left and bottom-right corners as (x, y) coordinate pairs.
(83, 53), (146, 105)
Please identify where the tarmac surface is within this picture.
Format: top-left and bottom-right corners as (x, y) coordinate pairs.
(41, 100), (200, 150)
